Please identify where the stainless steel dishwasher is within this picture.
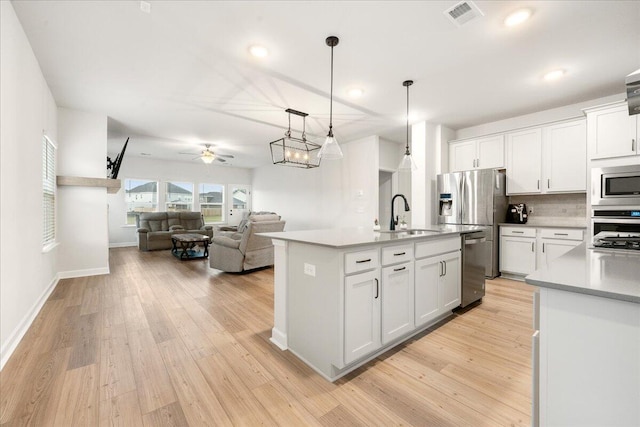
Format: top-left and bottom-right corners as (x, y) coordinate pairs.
(461, 230), (489, 307)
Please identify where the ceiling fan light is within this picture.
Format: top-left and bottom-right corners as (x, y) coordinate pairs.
(201, 150), (215, 164)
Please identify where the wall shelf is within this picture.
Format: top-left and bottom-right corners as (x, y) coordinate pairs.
(57, 176), (121, 194)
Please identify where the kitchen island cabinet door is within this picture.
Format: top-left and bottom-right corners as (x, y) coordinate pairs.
(344, 270), (381, 365)
(439, 252), (461, 311)
(381, 262), (415, 345)
(506, 128), (543, 194)
(414, 257), (440, 327)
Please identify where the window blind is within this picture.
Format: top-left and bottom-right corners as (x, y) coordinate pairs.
(42, 135), (56, 246)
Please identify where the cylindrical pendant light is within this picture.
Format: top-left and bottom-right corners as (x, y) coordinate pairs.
(318, 36), (343, 160)
(398, 79), (417, 171)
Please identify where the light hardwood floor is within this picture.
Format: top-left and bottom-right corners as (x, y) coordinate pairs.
(1, 247), (535, 426)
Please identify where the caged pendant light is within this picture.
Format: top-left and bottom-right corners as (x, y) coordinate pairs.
(398, 79), (417, 171)
(269, 108), (321, 168)
(318, 36), (343, 160)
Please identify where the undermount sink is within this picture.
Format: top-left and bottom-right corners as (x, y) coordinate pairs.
(378, 228), (441, 235)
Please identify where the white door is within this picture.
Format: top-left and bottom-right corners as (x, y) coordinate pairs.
(449, 140), (476, 172)
(439, 253), (461, 312)
(381, 262), (414, 345)
(500, 236), (536, 275)
(544, 120), (587, 192)
(344, 270), (381, 365)
(477, 135), (505, 170)
(588, 104), (638, 159)
(506, 128), (543, 194)
(414, 256), (440, 327)
(227, 184), (251, 226)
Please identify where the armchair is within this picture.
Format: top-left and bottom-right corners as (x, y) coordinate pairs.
(209, 217), (285, 272)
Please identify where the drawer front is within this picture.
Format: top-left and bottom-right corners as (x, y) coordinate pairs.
(345, 248), (379, 275)
(381, 244), (414, 266)
(415, 237), (460, 259)
(539, 228), (583, 241)
(501, 226), (536, 238)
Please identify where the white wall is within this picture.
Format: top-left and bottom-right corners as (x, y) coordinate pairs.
(455, 93), (625, 140)
(0, 2), (59, 368)
(108, 155), (252, 246)
(56, 109), (109, 277)
(252, 136), (380, 231)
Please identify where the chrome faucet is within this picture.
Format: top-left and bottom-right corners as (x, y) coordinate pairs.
(390, 194), (410, 231)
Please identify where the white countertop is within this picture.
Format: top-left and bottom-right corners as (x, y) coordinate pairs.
(525, 243), (640, 304)
(260, 224), (485, 249)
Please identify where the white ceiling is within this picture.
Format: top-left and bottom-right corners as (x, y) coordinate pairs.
(12, 0), (640, 168)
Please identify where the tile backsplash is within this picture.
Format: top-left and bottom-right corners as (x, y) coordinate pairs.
(508, 193), (586, 223)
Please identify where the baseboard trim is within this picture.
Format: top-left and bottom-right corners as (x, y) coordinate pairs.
(0, 274), (59, 371)
(58, 267), (110, 279)
(270, 328), (288, 350)
(109, 242), (137, 248)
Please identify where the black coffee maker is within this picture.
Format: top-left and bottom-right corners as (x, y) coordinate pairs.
(507, 203), (528, 224)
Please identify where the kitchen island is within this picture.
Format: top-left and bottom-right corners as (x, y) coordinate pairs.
(260, 225), (483, 381)
(525, 244), (640, 426)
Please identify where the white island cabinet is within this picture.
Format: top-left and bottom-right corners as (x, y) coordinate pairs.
(261, 227), (472, 382)
(526, 244), (640, 426)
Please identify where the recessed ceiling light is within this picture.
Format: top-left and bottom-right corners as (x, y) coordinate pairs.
(543, 69), (566, 81)
(504, 8), (532, 27)
(347, 88), (364, 98)
(249, 45), (269, 58)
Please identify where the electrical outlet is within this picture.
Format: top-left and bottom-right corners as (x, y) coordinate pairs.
(529, 207), (534, 214)
(303, 263), (316, 277)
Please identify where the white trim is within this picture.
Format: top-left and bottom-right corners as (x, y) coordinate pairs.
(58, 267), (110, 279)
(1, 274), (59, 371)
(109, 242), (137, 248)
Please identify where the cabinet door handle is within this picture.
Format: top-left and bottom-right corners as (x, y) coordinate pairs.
(537, 180), (540, 190)
(439, 261), (444, 277)
(393, 266), (406, 272)
(554, 233), (568, 236)
(512, 230), (525, 234)
(393, 252), (406, 256)
(443, 260), (447, 276)
(547, 179), (550, 189)
(356, 258), (372, 264)
(531, 242), (535, 252)
(476, 158), (480, 168)
(374, 278), (379, 299)
(542, 243), (545, 253)
(473, 159), (476, 168)
(632, 139), (636, 152)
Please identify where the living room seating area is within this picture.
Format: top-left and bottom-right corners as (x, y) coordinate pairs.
(210, 213), (285, 272)
(136, 211), (213, 251)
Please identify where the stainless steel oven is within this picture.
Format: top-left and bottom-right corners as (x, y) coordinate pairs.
(591, 208), (640, 251)
(592, 165), (640, 206)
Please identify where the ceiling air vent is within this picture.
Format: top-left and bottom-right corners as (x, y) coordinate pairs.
(444, 1), (484, 27)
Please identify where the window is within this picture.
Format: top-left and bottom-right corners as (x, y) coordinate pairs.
(42, 135), (56, 246)
(124, 179), (158, 225)
(165, 181), (193, 212)
(199, 183), (225, 223)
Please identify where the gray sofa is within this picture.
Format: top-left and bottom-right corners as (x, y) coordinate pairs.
(210, 213), (285, 272)
(136, 212), (213, 251)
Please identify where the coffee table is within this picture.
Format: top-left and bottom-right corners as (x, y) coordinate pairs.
(171, 233), (210, 260)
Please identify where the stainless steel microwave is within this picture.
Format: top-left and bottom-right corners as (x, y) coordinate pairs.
(592, 165), (640, 206)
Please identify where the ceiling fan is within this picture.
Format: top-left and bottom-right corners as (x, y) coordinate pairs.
(179, 145), (234, 164)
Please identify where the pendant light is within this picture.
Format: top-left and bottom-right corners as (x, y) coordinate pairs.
(318, 36), (343, 160)
(398, 80), (417, 171)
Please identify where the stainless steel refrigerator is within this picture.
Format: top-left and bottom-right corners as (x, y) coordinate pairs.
(437, 169), (507, 280)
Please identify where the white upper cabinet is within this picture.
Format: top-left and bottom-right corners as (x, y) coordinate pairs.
(585, 102), (639, 159)
(449, 135), (504, 172)
(506, 119), (587, 195)
(543, 119), (587, 193)
(506, 128), (543, 194)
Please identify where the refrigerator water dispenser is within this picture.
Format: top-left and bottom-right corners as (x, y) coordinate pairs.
(439, 193), (453, 216)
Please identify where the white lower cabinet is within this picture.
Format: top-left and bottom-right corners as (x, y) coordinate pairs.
(500, 227), (537, 276)
(414, 245), (461, 327)
(381, 261), (415, 345)
(500, 226), (584, 277)
(344, 269), (381, 365)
